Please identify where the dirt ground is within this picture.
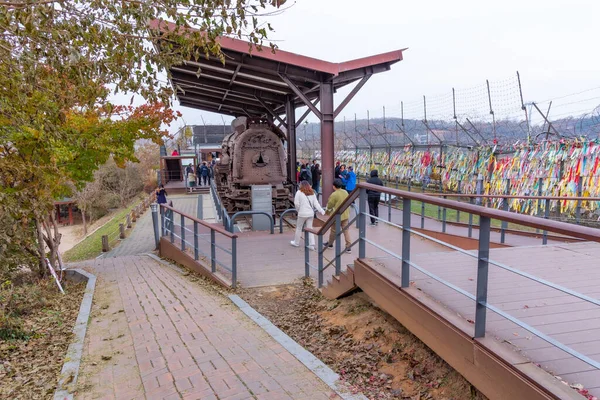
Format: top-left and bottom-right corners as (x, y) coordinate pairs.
(58, 211), (119, 254)
(240, 279), (486, 400)
(0, 278), (86, 399)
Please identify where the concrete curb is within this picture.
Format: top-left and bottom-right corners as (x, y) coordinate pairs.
(54, 269), (97, 400)
(228, 294), (367, 400)
(144, 253), (186, 274)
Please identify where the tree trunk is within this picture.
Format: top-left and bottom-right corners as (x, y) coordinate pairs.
(35, 219), (47, 278)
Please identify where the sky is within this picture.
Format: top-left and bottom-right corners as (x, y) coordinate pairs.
(167, 0), (600, 133)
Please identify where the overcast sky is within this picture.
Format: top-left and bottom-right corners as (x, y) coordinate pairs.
(169, 0), (600, 132)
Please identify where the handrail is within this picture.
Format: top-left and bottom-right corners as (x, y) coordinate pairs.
(426, 193), (600, 201)
(161, 203), (237, 238)
(350, 183), (600, 242)
(307, 189), (360, 235)
(278, 208), (297, 233)
(229, 211), (274, 234)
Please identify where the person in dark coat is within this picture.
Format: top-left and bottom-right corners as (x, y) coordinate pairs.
(366, 170), (384, 225)
(156, 185), (168, 205)
(334, 161), (341, 179)
(200, 162), (210, 186)
(312, 163), (322, 196)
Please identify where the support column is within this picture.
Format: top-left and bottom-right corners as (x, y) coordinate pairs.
(68, 204), (73, 225)
(285, 97), (297, 185)
(320, 81), (335, 204)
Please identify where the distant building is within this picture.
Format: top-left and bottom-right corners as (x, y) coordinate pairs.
(191, 125), (229, 145)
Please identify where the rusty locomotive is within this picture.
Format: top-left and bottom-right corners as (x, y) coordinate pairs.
(214, 117), (293, 213)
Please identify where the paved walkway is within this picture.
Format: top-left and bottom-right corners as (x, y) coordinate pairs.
(76, 255), (339, 400)
(105, 195), (215, 258)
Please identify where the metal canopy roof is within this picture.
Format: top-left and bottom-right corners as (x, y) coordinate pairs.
(150, 20), (405, 118)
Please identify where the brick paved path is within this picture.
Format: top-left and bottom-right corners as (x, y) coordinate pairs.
(76, 255), (339, 400)
(105, 195), (214, 258)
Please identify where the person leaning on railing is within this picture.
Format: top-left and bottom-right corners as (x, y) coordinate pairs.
(324, 179), (352, 253)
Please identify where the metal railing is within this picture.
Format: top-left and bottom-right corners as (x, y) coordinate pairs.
(159, 203), (239, 287)
(305, 182), (600, 372)
(210, 180), (223, 221)
(228, 211), (274, 234)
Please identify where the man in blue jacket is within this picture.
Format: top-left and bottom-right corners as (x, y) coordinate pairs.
(344, 166), (357, 192)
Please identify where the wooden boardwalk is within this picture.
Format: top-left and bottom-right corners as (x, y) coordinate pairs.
(229, 216), (600, 396)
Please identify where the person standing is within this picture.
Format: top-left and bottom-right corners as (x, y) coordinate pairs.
(290, 180), (325, 250)
(312, 163), (322, 196)
(339, 164), (348, 190)
(334, 161), (341, 179)
(196, 163), (202, 186)
(366, 169), (384, 225)
(345, 166), (357, 192)
(156, 185), (168, 205)
(325, 179), (352, 253)
(299, 163), (312, 183)
(200, 162), (210, 186)
(185, 164), (193, 188)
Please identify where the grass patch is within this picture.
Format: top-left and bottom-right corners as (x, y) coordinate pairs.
(63, 194), (144, 262)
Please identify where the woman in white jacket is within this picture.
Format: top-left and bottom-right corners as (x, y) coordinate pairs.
(291, 180), (325, 250)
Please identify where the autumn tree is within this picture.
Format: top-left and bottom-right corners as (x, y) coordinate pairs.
(0, 0), (285, 276)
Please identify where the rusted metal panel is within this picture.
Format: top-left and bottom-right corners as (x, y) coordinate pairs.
(353, 259), (580, 400)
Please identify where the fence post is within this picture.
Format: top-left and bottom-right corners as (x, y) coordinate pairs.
(395, 176), (399, 189)
(576, 176), (582, 225)
(401, 198), (411, 288)
(304, 230), (310, 278)
(197, 194), (203, 219)
(126, 214), (131, 229)
(335, 214), (342, 276)
(500, 178), (510, 244)
(468, 197), (474, 238)
(456, 180), (461, 222)
(169, 210), (174, 243)
(180, 214), (186, 251)
(194, 221), (199, 260)
(387, 193), (392, 222)
(543, 198), (550, 245)
(474, 216), (491, 338)
(132, 209), (136, 223)
(101, 235), (109, 252)
(536, 177), (543, 233)
(160, 207), (165, 237)
(119, 223), (125, 239)
(359, 188), (367, 259)
(420, 184), (425, 229)
(231, 236), (237, 288)
(210, 230), (216, 273)
(442, 196), (447, 233)
(151, 204), (159, 250)
(318, 234), (324, 288)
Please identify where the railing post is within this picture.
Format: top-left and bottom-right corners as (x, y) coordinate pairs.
(304, 230), (310, 278)
(543, 198), (550, 245)
(576, 176), (582, 225)
(468, 197), (474, 238)
(210, 230), (216, 273)
(359, 188), (367, 259)
(193, 221), (199, 260)
(401, 198), (411, 288)
(160, 206), (165, 237)
(151, 204), (159, 250)
(387, 193), (392, 222)
(318, 234), (324, 288)
(180, 214), (186, 251)
(475, 216), (491, 338)
(407, 177), (412, 192)
(119, 223), (125, 239)
(442, 196), (447, 233)
(420, 184), (425, 229)
(101, 235), (109, 252)
(536, 177), (543, 233)
(456, 180), (461, 222)
(500, 178), (510, 244)
(197, 194), (203, 219)
(395, 176), (399, 189)
(335, 214), (342, 276)
(169, 210), (174, 244)
(231, 236), (237, 288)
